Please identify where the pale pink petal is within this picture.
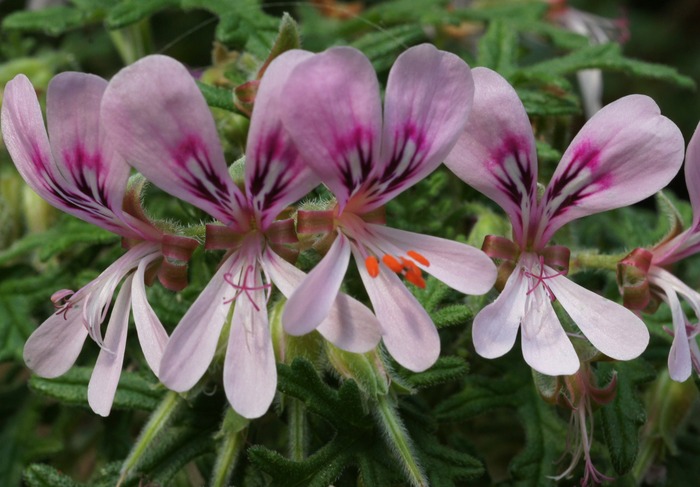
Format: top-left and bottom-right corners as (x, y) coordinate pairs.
(101, 55), (248, 230)
(282, 233), (351, 336)
(536, 95), (684, 246)
(443, 68), (538, 248)
(368, 224), (496, 295)
(352, 247), (439, 371)
(223, 270), (276, 418)
(548, 274), (650, 360)
(159, 253), (244, 391)
(520, 287), (579, 376)
(47, 73), (129, 214)
(245, 50), (319, 228)
(23, 309), (89, 378)
(280, 47), (382, 210)
(655, 281), (692, 381)
(131, 254), (169, 376)
(1, 74), (135, 237)
(685, 123), (700, 229)
(261, 248), (381, 352)
(471, 266), (527, 359)
(87, 274), (132, 417)
(359, 44), (473, 210)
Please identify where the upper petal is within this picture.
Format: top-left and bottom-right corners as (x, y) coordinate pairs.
(280, 47), (382, 210)
(548, 274), (650, 361)
(1, 73), (137, 237)
(520, 287), (579, 376)
(368, 224), (496, 295)
(223, 270), (277, 419)
(443, 68), (538, 248)
(358, 44), (474, 210)
(101, 55), (248, 229)
(471, 265), (527, 359)
(352, 247), (439, 372)
(536, 95), (684, 246)
(685, 122), (700, 230)
(245, 50), (319, 228)
(261, 247), (381, 352)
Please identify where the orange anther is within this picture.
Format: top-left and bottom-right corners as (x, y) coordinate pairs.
(365, 256), (380, 278)
(405, 271), (426, 289)
(382, 254), (404, 273)
(407, 250), (430, 267)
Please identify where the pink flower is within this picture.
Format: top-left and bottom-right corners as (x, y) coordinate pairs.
(278, 44), (497, 372)
(1, 73), (198, 416)
(620, 123), (700, 381)
(444, 67), (684, 375)
(100, 54), (381, 418)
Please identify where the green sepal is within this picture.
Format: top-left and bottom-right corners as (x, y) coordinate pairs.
(29, 367), (163, 411)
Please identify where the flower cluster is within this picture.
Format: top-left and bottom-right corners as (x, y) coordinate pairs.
(1, 40), (696, 484)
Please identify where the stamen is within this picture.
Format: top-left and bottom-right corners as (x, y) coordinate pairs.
(51, 289), (75, 320)
(223, 265), (272, 311)
(407, 250), (430, 267)
(365, 256), (380, 277)
(382, 255), (404, 273)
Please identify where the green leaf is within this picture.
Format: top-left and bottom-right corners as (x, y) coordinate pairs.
(106, 0), (179, 29)
(23, 464), (81, 487)
(431, 304), (473, 329)
(0, 295), (34, 362)
(508, 385), (568, 486)
(2, 6), (101, 35)
(516, 87), (581, 116)
(196, 81), (239, 112)
(29, 367), (163, 411)
(435, 373), (520, 422)
(399, 356), (469, 390)
(351, 24), (426, 72)
(477, 20), (518, 75)
(598, 360), (655, 475)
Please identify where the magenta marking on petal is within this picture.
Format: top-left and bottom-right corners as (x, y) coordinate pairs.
(543, 141), (606, 219)
(172, 134), (237, 214)
(334, 125), (375, 194)
(489, 135), (536, 209)
(248, 128), (299, 215)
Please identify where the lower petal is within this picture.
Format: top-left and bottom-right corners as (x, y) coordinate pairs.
(471, 267), (527, 359)
(282, 233), (351, 336)
(131, 255), (169, 376)
(23, 307), (89, 378)
(224, 283), (276, 419)
(159, 253), (242, 392)
(658, 284), (692, 381)
(352, 247), (439, 372)
(369, 225), (497, 295)
(548, 275), (650, 361)
(262, 248), (381, 352)
(87, 275), (132, 416)
(520, 288), (579, 376)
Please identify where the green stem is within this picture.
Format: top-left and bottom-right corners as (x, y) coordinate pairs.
(289, 398), (308, 461)
(374, 395), (427, 487)
(118, 390), (180, 486)
(109, 19), (153, 65)
(570, 251), (627, 273)
(210, 409), (249, 487)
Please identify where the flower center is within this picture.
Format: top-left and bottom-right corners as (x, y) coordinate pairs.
(523, 256), (565, 301)
(223, 265), (271, 311)
(365, 250), (430, 288)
